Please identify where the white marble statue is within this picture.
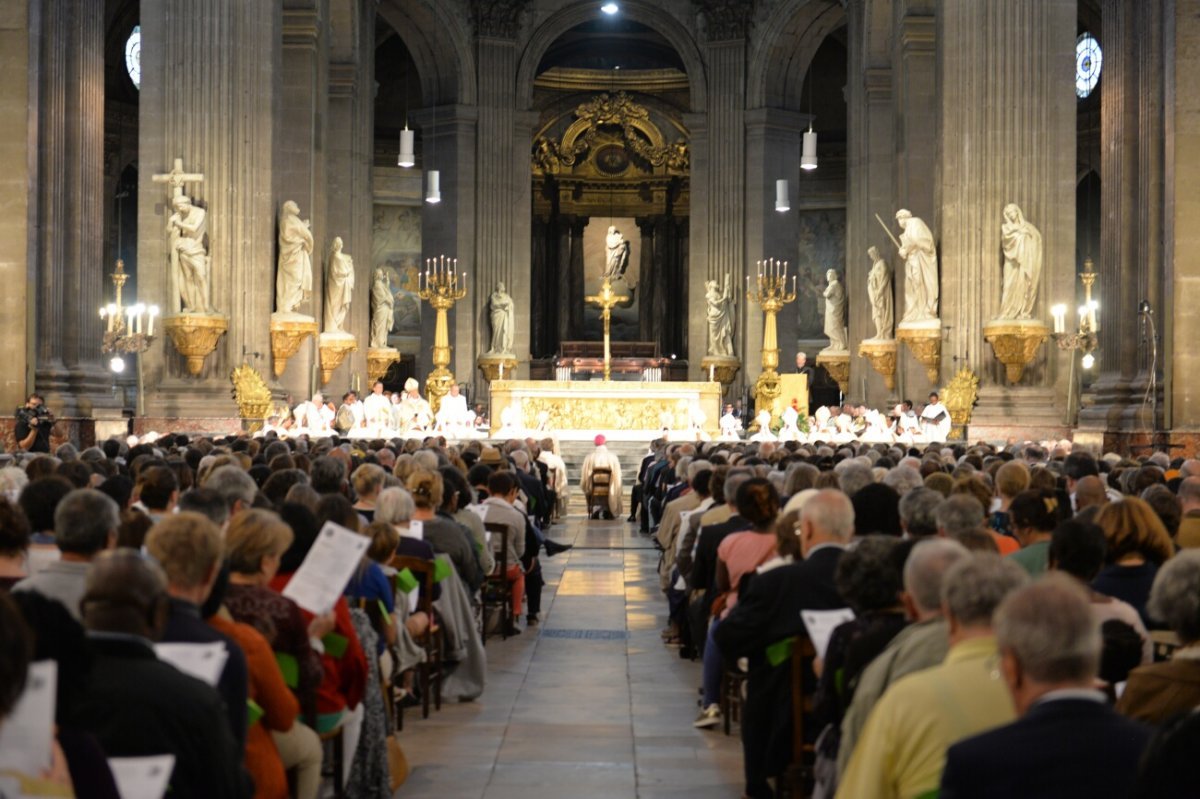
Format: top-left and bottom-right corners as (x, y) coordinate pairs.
(324, 237), (354, 333)
(998, 203), (1043, 320)
(604, 225), (630, 280)
(823, 269), (848, 351)
(370, 268), (394, 348)
(704, 274), (735, 357)
(867, 245), (894, 339)
(895, 209), (939, 322)
(487, 283), (515, 355)
(276, 201), (314, 315)
(167, 194), (215, 314)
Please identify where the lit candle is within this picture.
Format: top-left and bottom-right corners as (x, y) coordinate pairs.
(708, 364), (715, 381)
(148, 306), (159, 337)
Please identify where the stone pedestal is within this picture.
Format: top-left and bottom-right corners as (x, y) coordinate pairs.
(367, 347), (400, 386)
(816, 350), (851, 395)
(318, 332), (357, 386)
(858, 339), (898, 391)
(478, 354), (519, 384)
(270, 315), (318, 378)
(700, 355), (740, 396)
(163, 314), (229, 377)
(897, 320), (942, 385)
(983, 320), (1050, 384)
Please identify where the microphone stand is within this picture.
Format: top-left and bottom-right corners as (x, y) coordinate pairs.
(1140, 302), (1158, 441)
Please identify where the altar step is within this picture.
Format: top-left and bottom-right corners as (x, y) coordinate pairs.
(555, 439), (648, 512)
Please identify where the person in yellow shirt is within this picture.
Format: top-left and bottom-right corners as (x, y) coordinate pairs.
(836, 554), (1028, 799)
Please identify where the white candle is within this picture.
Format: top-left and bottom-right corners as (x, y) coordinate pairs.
(148, 306), (158, 337)
(709, 364), (715, 381)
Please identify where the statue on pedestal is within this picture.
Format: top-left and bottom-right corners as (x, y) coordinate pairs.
(276, 200), (314, 315)
(167, 195), (215, 315)
(603, 226), (630, 280)
(704, 274), (735, 357)
(867, 245), (894, 339)
(822, 269), (848, 351)
(998, 203), (1043, 320)
(487, 282), (515, 355)
(370, 268), (394, 348)
(324, 237), (354, 333)
(893, 209), (939, 323)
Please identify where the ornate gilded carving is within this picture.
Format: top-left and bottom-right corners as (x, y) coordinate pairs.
(478, 354), (519, 384)
(473, 0), (528, 38)
(817, 352), (851, 396)
(518, 396), (699, 431)
(269, 318), (318, 378)
(700, 355), (740, 395)
(858, 339), (898, 391)
(535, 92), (690, 175)
(695, 0), (755, 40)
(983, 321), (1049, 384)
(317, 334), (357, 386)
(367, 347), (400, 386)
(943, 368), (980, 439)
(897, 325), (943, 384)
(163, 314), (228, 376)
(230, 363), (273, 424)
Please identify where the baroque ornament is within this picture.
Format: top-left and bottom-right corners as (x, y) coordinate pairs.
(695, 0), (755, 40)
(536, 92), (690, 174)
(858, 339), (898, 391)
(230, 364), (273, 422)
(942, 368), (981, 438)
(269, 317), (317, 378)
(474, 0), (528, 38)
(983, 321), (1049, 384)
(163, 314), (228, 376)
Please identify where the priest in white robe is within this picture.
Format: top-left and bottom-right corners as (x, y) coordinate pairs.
(363, 380), (395, 431)
(294, 392), (333, 434)
(394, 378), (433, 432)
(920, 391), (952, 442)
(537, 437), (570, 521)
(435, 383), (474, 431)
(580, 434), (623, 519)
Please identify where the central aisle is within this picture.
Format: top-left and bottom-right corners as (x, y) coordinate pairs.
(397, 517), (745, 799)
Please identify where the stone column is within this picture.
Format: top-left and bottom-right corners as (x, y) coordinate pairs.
(138, 0), (279, 420)
(0, 0), (35, 412)
(937, 0), (1076, 433)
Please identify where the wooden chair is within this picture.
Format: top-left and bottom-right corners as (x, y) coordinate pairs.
(481, 522), (512, 644)
(389, 555), (444, 721)
(589, 467), (613, 519)
(318, 726), (346, 799)
(782, 634), (819, 799)
(720, 663), (748, 735)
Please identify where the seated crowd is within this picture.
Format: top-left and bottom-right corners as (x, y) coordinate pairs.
(636, 437), (1200, 798)
(0, 432), (569, 797)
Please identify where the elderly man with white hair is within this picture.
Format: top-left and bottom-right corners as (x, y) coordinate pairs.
(940, 575), (1152, 798)
(715, 489), (853, 798)
(656, 458), (710, 591)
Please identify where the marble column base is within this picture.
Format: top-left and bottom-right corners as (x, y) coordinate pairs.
(270, 314), (318, 378)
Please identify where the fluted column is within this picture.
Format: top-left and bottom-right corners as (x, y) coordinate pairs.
(138, 0), (279, 418)
(937, 0), (1076, 428)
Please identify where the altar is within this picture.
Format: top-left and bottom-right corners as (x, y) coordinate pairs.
(489, 380), (721, 441)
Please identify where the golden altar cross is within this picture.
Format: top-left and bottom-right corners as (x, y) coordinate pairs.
(585, 277), (630, 381)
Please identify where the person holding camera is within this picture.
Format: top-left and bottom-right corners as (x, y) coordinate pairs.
(15, 393), (53, 453)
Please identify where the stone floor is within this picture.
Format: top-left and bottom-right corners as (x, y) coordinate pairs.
(394, 517), (745, 799)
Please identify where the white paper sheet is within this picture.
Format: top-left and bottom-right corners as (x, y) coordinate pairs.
(25, 545), (60, 576)
(0, 660), (56, 773)
(108, 754), (176, 799)
(675, 510), (697, 555)
(467, 504), (488, 522)
(398, 520), (424, 540)
(801, 608), (856, 660)
(154, 642), (228, 687)
(282, 521), (370, 615)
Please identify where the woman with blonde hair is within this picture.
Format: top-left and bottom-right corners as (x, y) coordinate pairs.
(1094, 497), (1175, 625)
(405, 468), (484, 590)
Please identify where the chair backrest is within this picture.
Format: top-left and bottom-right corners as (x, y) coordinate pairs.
(484, 521), (509, 574)
(789, 634), (819, 791)
(592, 467), (612, 495)
(390, 554), (436, 618)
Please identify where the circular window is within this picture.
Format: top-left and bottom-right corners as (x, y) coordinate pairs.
(1076, 33), (1101, 99)
(125, 25), (141, 89)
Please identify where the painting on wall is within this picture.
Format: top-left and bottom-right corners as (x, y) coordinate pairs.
(794, 208), (846, 341)
(372, 204), (422, 341)
(581, 216), (641, 341)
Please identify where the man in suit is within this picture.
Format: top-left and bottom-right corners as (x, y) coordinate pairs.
(940, 574), (1152, 799)
(715, 490), (853, 798)
(75, 549), (250, 798)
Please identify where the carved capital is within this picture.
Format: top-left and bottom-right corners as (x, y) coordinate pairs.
(474, 0), (528, 38)
(696, 0), (755, 40)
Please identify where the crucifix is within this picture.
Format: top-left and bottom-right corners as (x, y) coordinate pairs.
(585, 277), (629, 382)
(152, 157), (205, 201)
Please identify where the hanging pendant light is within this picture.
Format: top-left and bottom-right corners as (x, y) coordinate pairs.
(801, 124), (818, 171)
(775, 179), (790, 212)
(398, 125), (415, 168)
(426, 170), (441, 204)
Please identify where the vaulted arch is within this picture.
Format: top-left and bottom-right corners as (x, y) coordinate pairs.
(376, 0), (476, 105)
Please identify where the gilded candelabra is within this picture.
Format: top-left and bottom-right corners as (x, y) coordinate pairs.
(746, 259), (797, 428)
(99, 259), (158, 416)
(585, 278), (630, 382)
(419, 255), (468, 412)
(1051, 259), (1100, 425)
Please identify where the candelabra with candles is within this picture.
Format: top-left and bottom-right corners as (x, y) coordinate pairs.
(746, 258), (797, 429)
(1050, 259), (1100, 425)
(418, 255), (468, 413)
(98, 259), (158, 415)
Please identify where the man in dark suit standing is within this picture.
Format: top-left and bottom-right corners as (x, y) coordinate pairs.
(715, 490), (853, 798)
(940, 574), (1152, 799)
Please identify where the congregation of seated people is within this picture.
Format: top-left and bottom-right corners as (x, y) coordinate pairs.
(0, 431), (570, 797)
(633, 436), (1200, 798)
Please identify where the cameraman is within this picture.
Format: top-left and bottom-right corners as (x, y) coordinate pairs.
(15, 393), (52, 453)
